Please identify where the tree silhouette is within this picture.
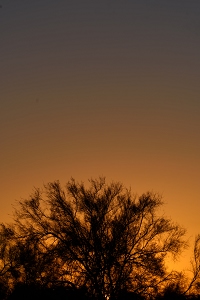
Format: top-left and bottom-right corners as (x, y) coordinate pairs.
(8, 177), (187, 300)
(0, 224), (23, 298)
(181, 235), (200, 297)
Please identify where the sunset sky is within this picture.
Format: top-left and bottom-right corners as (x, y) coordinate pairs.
(1, 0), (200, 272)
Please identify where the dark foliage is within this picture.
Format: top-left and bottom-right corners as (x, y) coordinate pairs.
(7, 284), (89, 300)
(0, 177), (199, 299)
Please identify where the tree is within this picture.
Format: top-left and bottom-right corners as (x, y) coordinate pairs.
(12, 177), (186, 300)
(181, 235), (200, 297)
(0, 224), (22, 298)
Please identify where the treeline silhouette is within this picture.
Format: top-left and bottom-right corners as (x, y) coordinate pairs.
(0, 177), (200, 300)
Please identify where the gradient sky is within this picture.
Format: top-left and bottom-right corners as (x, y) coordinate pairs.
(1, 0), (200, 273)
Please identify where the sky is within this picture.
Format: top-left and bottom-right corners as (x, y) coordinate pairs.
(1, 0), (200, 273)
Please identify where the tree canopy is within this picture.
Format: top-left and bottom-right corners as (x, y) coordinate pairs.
(0, 177), (199, 300)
